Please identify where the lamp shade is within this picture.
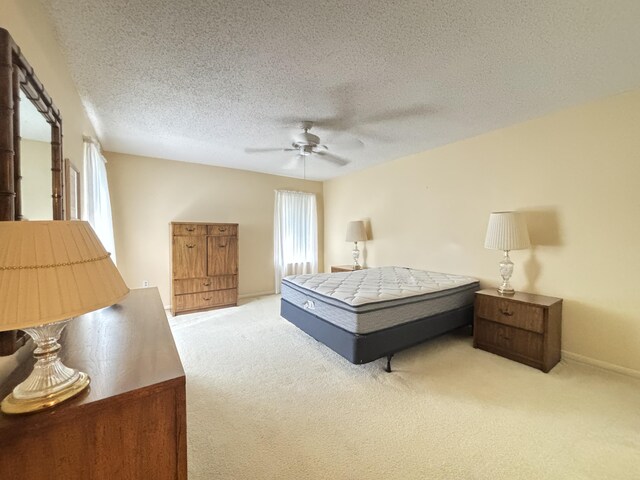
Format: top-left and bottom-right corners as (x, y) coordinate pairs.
(0, 221), (129, 331)
(345, 221), (367, 242)
(484, 212), (531, 251)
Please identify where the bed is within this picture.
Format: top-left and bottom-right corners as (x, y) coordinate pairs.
(280, 266), (480, 371)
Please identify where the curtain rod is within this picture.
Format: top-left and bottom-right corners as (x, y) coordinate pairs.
(274, 189), (315, 195)
(82, 135), (102, 148)
(83, 135), (108, 163)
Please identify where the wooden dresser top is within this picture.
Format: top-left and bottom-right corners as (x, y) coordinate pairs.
(0, 288), (185, 432)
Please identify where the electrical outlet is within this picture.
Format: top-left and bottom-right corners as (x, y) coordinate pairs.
(142, 280), (149, 288)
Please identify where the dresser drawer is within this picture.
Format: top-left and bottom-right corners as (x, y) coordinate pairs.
(173, 224), (207, 236)
(174, 289), (237, 312)
(475, 319), (543, 362)
(207, 224), (237, 236)
(173, 276), (238, 295)
(475, 295), (544, 333)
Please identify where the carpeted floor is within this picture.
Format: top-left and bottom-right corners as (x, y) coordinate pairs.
(169, 295), (640, 480)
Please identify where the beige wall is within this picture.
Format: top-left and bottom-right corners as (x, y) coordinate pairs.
(324, 89), (640, 373)
(20, 139), (53, 220)
(105, 152), (324, 306)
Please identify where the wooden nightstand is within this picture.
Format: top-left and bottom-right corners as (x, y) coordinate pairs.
(473, 289), (562, 372)
(330, 265), (366, 273)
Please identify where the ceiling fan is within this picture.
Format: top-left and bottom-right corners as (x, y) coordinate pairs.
(244, 121), (360, 170)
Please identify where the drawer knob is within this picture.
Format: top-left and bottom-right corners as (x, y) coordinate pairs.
(499, 308), (514, 317)
(203, 282), (212, 286)
(186, 243), (196, 249)
(202, 296), (212, 301)
(498, 331), (510, 340)
(218, 227), (226, 232)
(186, 227), (195, 232)
(219, 243), (227, 248)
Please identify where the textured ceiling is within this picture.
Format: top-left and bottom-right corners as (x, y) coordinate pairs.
(42, 0), (640, 180)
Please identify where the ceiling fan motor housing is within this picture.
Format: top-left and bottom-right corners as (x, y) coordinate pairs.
(292, 131), (320, 146)
(292, 131), (321, 154)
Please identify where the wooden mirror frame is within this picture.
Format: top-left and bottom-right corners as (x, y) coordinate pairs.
(0, 28), (64, 355)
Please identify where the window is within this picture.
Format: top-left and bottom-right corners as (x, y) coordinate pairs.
(274, 190), (318, 293)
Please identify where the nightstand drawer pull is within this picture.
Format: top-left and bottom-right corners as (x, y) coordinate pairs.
(186, 227), (196, 232)
(186, 243), (196, 249)
(202, 296), (212, 301)
(202, 281), (212, 286)
(499, 308), (514, 316)
(218, 227), (227, 232)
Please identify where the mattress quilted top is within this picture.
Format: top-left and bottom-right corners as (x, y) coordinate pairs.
(282, 266), (478, 307)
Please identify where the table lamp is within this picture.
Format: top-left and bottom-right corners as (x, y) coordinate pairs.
(0, 221), (129, 414)
(484, 211), (531, 295)
(345, 220), (367, 268)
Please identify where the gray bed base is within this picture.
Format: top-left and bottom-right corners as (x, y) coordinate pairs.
(280, 298), (473, 372)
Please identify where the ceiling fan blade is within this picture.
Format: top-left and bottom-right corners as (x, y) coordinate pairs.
(283, 155), (303, 170)
(316, 151), (349, 166)
(324, 134), (364, 150)
(349, 126), (395, 143)
(359, 104), (436, 125)
(244, 147), (285, 154)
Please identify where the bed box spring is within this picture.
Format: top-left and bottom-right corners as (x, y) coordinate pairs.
(280, 298), (474, 365)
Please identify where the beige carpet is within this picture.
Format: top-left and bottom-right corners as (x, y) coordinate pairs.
(169, 295), (640, 480)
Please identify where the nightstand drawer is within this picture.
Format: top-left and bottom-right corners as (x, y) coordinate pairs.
(475, 295), (544, 333)
(475, 319), (543, 362)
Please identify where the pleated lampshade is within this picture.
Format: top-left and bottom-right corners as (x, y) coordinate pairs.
(345, 221), (367, 242)
(0, 221), (129, 330)
(484, 212), (531, 251)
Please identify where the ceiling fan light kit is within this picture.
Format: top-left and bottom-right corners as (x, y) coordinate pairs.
(245, 121), (359, 170)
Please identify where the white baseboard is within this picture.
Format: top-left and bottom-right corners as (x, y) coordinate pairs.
(562, 350), (640, 379)
(238, 290), (275, 300)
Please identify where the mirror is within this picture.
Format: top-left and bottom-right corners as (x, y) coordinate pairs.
(0, 27), (64, 224)
(0, 28), (65, 356)
(19, 90), (54, 220)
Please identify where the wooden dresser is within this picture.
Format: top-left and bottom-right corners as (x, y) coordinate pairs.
(171, 222), (238, 315)
(0, 288), (187, 480)
(473, 289), (563, 372)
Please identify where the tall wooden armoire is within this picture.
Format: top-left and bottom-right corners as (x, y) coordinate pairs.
(170, 222), (238, 315)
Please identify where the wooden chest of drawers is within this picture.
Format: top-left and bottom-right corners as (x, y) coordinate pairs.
(170, 222), (238, 315)
(473, 289), (562, 372)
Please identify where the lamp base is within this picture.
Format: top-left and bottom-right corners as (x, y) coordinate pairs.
(1, 372), (90, 414)
(497, 285), (515, 296)
(496, 250), (516, 296)
(0, 320), (91, 415)
(352, 242), (361, 268)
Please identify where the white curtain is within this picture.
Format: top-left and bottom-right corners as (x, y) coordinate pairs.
(83, 139), (118, 264)
(274, 190), (318, 293)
